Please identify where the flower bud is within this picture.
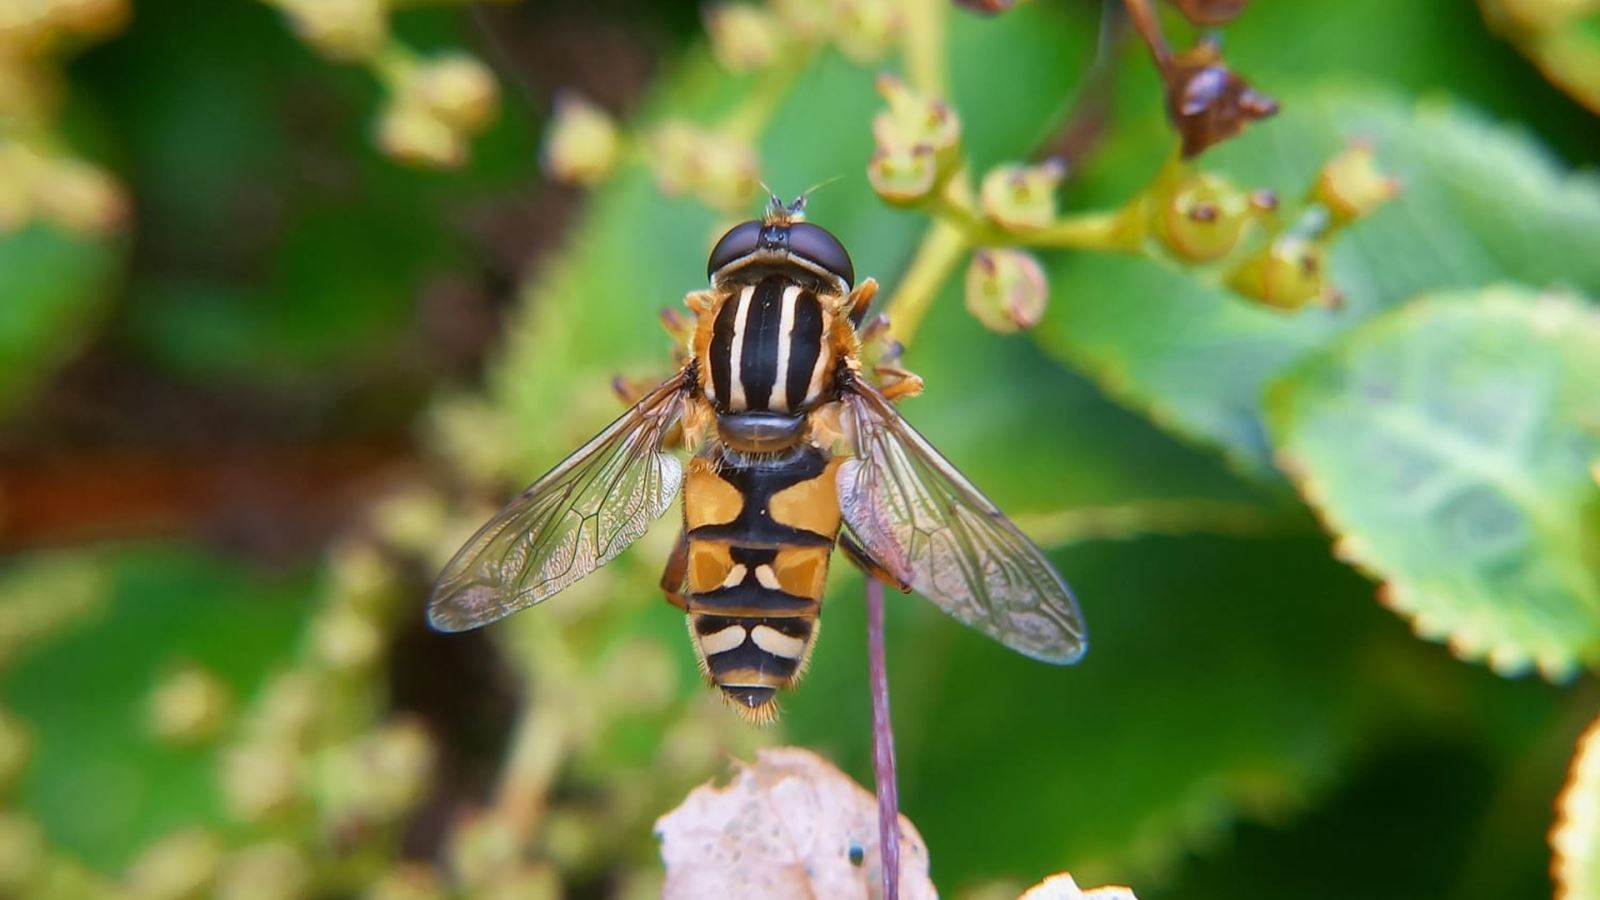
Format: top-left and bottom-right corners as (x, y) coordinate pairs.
(867, 143), (938, 206)
(979, 159), (1065, 232)
(148, 665), (232, 746)
(216, 843), (308, 900)
(248, 670), (321, 744)
(312, 607), (383, 672)
(409, 53), (498, 134)
(770, 0), (830, 37)
(831, 0), (901, 62)
(33, 156), (127, 234)
(965, 248), (1048, 333)
(273, 0), (387, 61)
(1162, 40), (1277, 158)
(873, 73), (960, 161)
(544, 93), (621, 186)
(447, 812), (520, 889)
(317, 719), (435, 828)
(706, 4), (784, 73)
(328, 539), (398, 616)
(50, 0), (130, 37)
(645, 122), (759, 212)
(1313, 141), (1399, 225)
(377, 101), (466, 169)
(481, 863), (561, 900)
(1226, 235), (1334, 310)
(365, 864), (448, 900)
(1154, 171), (1255, 262)
(123, 829), (222, 900)
(692, 131), (760, 212)
(221, 741), (303, 822)
(0, 814), (44, 894)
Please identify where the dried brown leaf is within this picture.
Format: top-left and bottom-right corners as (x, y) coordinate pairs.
(655, 747), (934, 900)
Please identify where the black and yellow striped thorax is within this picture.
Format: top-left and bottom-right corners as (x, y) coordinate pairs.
(703, 274), (833, 415)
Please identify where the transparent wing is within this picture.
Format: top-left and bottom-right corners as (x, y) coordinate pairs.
(837, 379), (1087, 663)
(427, 373), (689, 632)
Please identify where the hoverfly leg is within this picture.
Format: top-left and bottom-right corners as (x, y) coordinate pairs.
(660, 528), (690, 610)
(846, 277), (879, 327)
(872, 364), (925, 403)
(838, 532), (911, 593)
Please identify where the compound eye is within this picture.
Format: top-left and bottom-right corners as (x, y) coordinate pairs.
(707, 220), (762, 279)
(787, 222), (854, 288)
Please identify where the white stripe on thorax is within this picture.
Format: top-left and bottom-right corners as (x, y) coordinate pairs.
(769, 285), (800, 412)
(803, 316), (831, 408)
(726, 285), (754, 411)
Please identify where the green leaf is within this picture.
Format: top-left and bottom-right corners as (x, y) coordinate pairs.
(1266, 286), (1600, 680)
(0, 225), (121, 418)
(0, 547), (313, 870)
(1039, 88), (1600, 476)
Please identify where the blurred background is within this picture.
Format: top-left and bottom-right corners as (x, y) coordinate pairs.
(3, 0), (1600, 897)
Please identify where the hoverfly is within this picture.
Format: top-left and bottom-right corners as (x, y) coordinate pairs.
(428, 196), (1086, 721)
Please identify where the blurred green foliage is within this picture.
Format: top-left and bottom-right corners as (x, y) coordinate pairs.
(3, 0), (1600, 898)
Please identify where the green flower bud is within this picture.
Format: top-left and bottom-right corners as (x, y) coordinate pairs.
(447, 812), (520, 889)
(312, 606), (382, 672)
(123, 829), (222, 900)
(645, 122), (759, 212)
(33, 156), (127, 235)
(216, 843), (308, 900)
(979, 160), (1065, 232)
(867, 143), (938, 206)
(480, 863), (561, 900)
(832, 0), (901, 62)
(0, 814), (46, 894)
(1226, 235), (1335, 310)
(220, 741), (303, 822)
(692, 131), (760, 213)
(328, 539), (398, 616)
(873, 73), (960, 159)
(147, 665), (232, 746)
(965, 248), (1048, 333)
(49, 0), (131, 37)
(1154, 171), (1255, 262)
(408, 53), (498, 134)
(770, 0), (830, 37)
(248, 669), (321, 744)
(364, 864), (448, 900)
(317, 719), (435, 828)
(376, 101), (466, 169)
(272, 0), (387, 62)
(1313, 141), (1399, 225)
(706, 4), (784, 73)
(544, 93), (621, 186)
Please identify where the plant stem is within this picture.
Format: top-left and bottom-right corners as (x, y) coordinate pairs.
(866, 576), (901, 900)
(884, 218), (970, 348)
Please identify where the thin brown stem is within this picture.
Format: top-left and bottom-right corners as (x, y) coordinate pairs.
(1120, 0), (1172, 70)
(866, 576), (901, 900)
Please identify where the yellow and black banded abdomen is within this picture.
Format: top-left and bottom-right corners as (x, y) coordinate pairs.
(681, 445), (842, 720)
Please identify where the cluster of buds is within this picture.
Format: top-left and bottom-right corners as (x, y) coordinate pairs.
(705, 0), (900, 71)
(646, 120), (760, 213)
(377, 52), (499, 169)
(0, 0), (130, 236)
(262, 0), (500, 169)
(1137, 141), (1397, 311)
(965, 248), (1049, 333)
(867, 74), (962, 206)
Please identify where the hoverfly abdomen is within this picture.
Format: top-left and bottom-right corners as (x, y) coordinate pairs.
(706, 275), (832, 416)
(682, 446), (844, 720)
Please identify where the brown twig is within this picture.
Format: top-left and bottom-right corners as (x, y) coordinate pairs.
(866, 576), (901, 900)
